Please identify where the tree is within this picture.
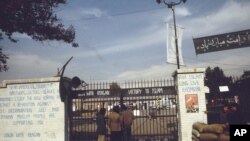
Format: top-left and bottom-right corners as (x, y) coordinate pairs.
(237, 70), (250, 121)
(110, 82), (121, 96)
(0, 0), (78, 72)
(241, 70), (250, 80)
(205, 67), (232, 92)
(0, 47), (9, 72)
(110, 82), (124, 105)
(205, 67), (232, 103)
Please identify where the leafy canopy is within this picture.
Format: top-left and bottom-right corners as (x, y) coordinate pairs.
(205, 66), (232, 92)
(0, 0), (78, 71)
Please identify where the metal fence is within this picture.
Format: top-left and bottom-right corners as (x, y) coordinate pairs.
(69, 79), (178, 141)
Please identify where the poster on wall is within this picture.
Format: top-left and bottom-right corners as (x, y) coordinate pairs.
(185, 94), (199, 113)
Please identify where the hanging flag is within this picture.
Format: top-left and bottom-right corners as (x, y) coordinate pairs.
(193, 29), (250, 54)
(166, 23), (185, 66)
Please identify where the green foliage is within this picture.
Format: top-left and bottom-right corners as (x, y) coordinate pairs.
(109, 82), (121, 90)
(0, 47), (8, 72)
(205, 66), (233, 101)
(109, 82), (122, 97)
(205, 66), (232, 92)
(238, 70), (250, 89)
(241, 71), (250, 79)
(0, 0), (78, 71)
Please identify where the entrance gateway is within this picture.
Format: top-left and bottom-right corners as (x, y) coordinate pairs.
(64, 79), (178, 141)
(0, 68), (206, 141)
(62, 68), (207, 141)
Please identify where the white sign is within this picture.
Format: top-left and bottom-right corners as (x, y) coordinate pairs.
(0, 82), (64, 141)
(219, 86), (229, 92)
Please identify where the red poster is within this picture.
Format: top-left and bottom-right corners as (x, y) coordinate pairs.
(185, 94), (199, 113)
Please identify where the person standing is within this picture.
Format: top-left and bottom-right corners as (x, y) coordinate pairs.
(120, 105), (135, 141)
(227, 103), (245, 125)
(108, 105), (122, 141)
(96, 108), (107, 141)
(219, 104), (229, 124)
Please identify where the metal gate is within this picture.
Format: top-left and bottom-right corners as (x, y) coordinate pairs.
(69, 79), (178, 141)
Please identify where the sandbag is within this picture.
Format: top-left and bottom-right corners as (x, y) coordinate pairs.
(202, 124), (224, 134)
(199, 133), (219, 141)
(193, 122), (206, 133)
(223, 131), (229, 135)
(218, 133), (230, 141)
(192, 129), (200, 138)
(192, 134), (199, 141)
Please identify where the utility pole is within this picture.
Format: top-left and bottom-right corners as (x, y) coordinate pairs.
(156, 0), (187, 69)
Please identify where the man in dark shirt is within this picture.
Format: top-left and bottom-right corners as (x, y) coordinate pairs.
(227, 103), (245, 125)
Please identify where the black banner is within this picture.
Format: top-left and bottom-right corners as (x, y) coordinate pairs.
(193, 29), (250, 54)
(72, 86), (175, 98)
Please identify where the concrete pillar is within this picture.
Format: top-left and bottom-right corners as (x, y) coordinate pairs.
(175, 68), (207, 141)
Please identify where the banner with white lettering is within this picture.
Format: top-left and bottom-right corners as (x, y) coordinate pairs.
(166, 23), (185, 65)
(75, 87), (175, 98)
(193, 29), (250, 54)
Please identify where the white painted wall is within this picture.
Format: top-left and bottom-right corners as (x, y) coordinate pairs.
(0, 77), (65, 141)
(176, 68), (207, 141)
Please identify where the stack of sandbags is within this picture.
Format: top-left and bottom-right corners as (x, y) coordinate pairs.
(192, 122), (229, 141)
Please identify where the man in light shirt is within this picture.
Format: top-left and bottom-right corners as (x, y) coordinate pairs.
(120, 104), (135, 141)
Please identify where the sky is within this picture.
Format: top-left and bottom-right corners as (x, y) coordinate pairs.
(1, 0), (250, 83)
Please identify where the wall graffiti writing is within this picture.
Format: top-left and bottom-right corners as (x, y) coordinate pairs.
(0, 82), (64, 141)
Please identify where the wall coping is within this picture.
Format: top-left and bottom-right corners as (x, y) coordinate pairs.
(0, 77), (60, 88)
(177, 68), (205, 74)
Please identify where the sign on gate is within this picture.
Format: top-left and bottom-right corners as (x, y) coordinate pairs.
(75, 87), (175, 97)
